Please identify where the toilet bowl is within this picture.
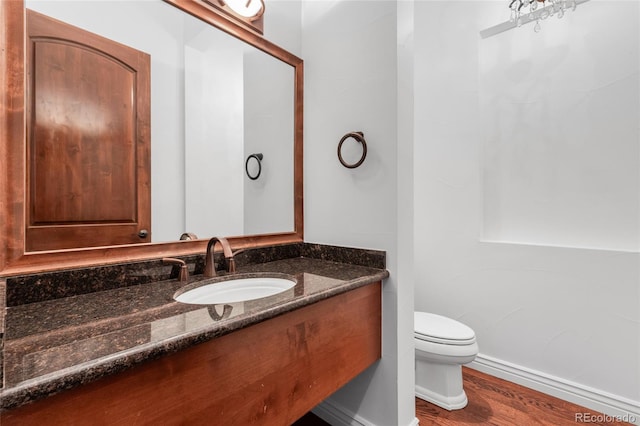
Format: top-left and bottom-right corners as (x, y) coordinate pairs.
(414, 312), (479, 411)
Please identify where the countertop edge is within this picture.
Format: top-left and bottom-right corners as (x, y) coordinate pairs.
(0, 270), (388, 411)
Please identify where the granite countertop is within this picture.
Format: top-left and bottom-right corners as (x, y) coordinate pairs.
(0, 250), (388, 411)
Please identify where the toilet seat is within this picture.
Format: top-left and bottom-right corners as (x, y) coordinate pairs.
(415, 312), (476, 346)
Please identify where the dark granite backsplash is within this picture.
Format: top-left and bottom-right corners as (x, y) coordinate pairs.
(3, 242), (385, 307)
(301, 243), (386, 269)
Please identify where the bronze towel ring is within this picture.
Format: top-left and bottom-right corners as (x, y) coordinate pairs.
(245, 153), (263, 180)
(338, 131), (367, 169)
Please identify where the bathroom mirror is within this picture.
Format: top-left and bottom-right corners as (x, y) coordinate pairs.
(0, 0), (303, 275)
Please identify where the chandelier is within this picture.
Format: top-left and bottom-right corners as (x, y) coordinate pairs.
(509, 0), (578, 32)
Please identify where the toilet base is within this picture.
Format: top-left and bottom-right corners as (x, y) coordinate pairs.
(415, 360), (468, 411)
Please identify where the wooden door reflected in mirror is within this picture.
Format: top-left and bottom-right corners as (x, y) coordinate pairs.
(26, 10), (151, 251)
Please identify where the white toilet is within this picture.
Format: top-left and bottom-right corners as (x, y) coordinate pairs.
(414, 312), (479, 410)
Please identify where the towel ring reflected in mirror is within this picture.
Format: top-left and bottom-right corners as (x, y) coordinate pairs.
(245, 153), (264, 180)
(338, 131), (367, 169)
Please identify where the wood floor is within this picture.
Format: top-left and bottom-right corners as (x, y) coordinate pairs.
(294, 367), (634, 426)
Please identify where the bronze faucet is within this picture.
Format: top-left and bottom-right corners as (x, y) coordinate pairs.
(204, 237), (237, 277)
(162, 257), (189, 282)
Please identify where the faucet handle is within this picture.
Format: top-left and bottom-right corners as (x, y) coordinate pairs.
(163, 257), (189, 282)
(232, 248), (246, 257)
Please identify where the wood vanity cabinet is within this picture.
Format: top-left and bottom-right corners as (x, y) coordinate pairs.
(1, 283), (382, 425)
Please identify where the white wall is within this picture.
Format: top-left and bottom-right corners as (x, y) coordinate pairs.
(414, 0), (640, 421)
(301, 1), (415, 425)
(263, 0), (302, 56)
(396, 1), (416, 423)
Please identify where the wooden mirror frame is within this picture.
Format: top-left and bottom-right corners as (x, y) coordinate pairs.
(0, 0), (303, 276)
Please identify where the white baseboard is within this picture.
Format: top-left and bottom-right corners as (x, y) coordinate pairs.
(312, 399), (368, 426)
(312, 398), (419, 426)
(311, 354), (639, 425)
(470, 354), (640, 425)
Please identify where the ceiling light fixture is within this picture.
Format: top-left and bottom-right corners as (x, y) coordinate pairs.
(509, 0), (578, 32)
(220, 0), (265, 21)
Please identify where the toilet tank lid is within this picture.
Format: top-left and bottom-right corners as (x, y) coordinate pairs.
(414, 312), (475, 341)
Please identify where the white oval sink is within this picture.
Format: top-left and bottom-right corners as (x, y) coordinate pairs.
(175, 277), (296, 305)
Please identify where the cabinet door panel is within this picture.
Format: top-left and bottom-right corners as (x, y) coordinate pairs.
(26, 9), (150, 251)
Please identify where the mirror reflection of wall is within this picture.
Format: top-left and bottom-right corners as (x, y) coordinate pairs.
(184, 24), (246, 238)
(26, 0), (295, 245)
(244, 48), (294, 235)
(184, 22), (294, 238)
